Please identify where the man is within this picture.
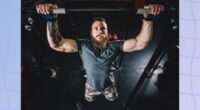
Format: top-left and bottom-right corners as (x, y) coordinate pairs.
(36, 3), (164, 102)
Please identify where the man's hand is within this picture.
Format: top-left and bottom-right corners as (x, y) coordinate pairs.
(145, 4), (164, 15)
(143, 4), (164, 19)
(36, 3), (58, 15)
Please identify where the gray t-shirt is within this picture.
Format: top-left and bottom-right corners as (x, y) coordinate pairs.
(77, 39), (124, 91)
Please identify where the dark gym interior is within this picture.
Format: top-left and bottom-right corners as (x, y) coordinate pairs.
(21, 0), (179, 110)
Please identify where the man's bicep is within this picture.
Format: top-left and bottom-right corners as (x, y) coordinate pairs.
(62, 39), (79, 53)
(122, 38), (137, 52)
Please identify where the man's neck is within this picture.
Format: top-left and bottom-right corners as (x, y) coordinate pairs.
(92, 41), (107, 49)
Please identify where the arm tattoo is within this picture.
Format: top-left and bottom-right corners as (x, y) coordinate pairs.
(47, 20), (62, 45)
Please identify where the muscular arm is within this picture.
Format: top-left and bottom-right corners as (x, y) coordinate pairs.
(122, 4), (164, 52)
(46, 20), (78, 53)
(123, 20), (153, 52)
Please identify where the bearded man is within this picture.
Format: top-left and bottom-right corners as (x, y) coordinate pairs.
(36, 3), (164, 102)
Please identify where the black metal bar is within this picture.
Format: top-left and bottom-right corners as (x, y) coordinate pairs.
(24, 7), (151, 15)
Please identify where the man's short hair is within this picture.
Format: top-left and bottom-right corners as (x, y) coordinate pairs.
(92, 17), (107, 24)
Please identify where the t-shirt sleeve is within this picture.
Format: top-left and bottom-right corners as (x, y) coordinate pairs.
(76, 39), (88, 52)
(115, 40), (124, 51)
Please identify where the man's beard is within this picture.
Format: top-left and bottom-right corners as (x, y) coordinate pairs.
(91, 34), (109, 49)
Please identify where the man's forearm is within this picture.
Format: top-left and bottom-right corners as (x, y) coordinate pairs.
(136, 20), (153, 45)
(47, 20), (62, 47)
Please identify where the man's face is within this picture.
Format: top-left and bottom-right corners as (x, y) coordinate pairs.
(91, 21), (108, 43)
